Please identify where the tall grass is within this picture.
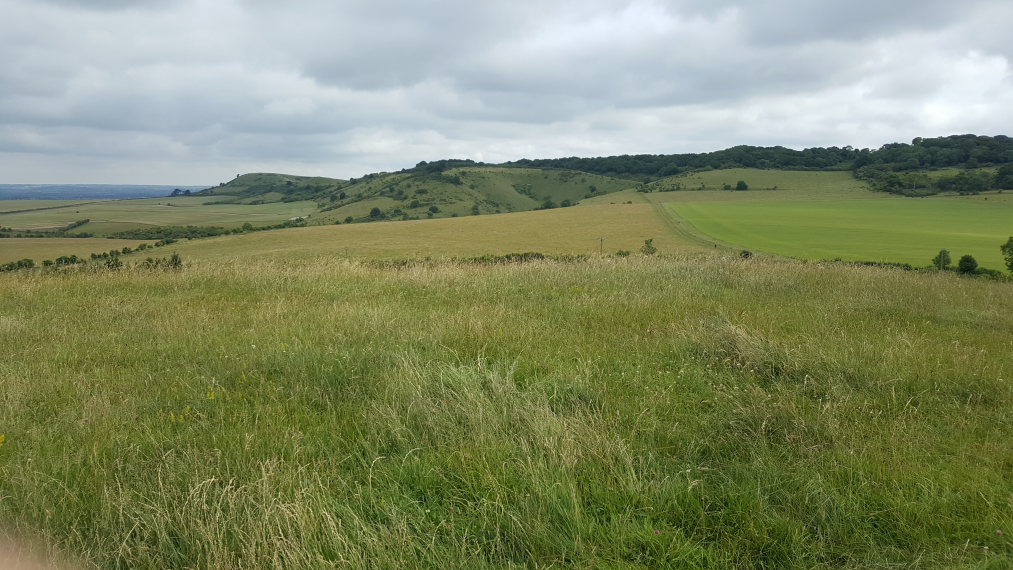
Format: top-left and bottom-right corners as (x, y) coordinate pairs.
(1, 255), (1011, 568)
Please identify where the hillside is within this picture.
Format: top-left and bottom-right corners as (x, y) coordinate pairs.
(197, 166), (638, 224)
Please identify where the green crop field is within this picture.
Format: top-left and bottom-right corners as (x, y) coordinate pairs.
(646, 168), (873, 201)
(2, 252), (1011, 568)
(0, 238), (157, 264)
(0, 196), (317, 234)
(671, 197), (1013, 268)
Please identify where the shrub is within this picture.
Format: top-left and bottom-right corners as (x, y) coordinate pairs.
(640, 239), (657, 256)
(957, 254), (978, 274)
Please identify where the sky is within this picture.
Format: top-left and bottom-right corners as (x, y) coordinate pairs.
(1, 0), (1011, 184)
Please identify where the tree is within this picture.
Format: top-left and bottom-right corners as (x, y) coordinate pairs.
(996, 165), (1013, 190)
(957, 254), (978, 274)
(735, 180), (749, 190)
(369, 207), (383, 219)
(1000, 236), (1013, 273)
(932, 249), (951, 270)
(640, 238), (657, 255)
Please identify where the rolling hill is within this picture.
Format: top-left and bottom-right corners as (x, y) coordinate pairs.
(197, 164), (639, 225)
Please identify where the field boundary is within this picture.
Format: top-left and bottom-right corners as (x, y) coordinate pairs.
(647, 198), (736, 253)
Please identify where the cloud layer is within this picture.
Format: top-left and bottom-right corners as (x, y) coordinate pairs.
(2, 0), (1011, 183)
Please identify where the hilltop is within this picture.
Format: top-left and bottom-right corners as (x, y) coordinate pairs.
(198, 162), (638, 223)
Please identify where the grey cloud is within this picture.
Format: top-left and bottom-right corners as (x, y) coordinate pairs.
(0, 0), (1011, 183)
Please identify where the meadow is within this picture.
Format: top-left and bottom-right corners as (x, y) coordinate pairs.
(1, 252), (1011, 569)
(670, 198), (1012, 268)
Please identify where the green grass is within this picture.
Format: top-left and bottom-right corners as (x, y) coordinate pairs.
(0, 238), (156, 264)
(2, 254), (1011, 568)
(671, 198), (1013, 268)
(646, 169), (872, 201)
(0, 200), (102, 214)
(0, 197), (317, 234)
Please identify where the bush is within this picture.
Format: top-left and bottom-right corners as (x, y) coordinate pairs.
(739, 250), (753, 259)
(640, 239), (657, 256)
(957, 254), (978, 274)
(141, 253), (183, 270)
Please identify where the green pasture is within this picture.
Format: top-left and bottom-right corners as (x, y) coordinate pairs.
(671, 198), (1013, 268)
(0, 197), (317, 234)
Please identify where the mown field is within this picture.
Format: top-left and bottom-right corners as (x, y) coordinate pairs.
(1, 252), (1011, 568)
(0, 196), (316, 234)
(670, 198), (1012, 269)
(0, 238), (157, 264)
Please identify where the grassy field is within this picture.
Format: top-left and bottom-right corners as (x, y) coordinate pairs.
(159, 203), (696, 262)
(671, 198), (1013, 268)
(0, 200), (101, 214)
(0, 196), (317, 234)
(645, 169), (872, 201)
(1, 253), (1011, 568)
(0, 238), (156, 264)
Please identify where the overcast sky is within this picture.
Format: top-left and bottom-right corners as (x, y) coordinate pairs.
(2, 0), (1011, 184)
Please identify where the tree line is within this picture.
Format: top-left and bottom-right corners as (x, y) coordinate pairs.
(500, 135), (1013, 190)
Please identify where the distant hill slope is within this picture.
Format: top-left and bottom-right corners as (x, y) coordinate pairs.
(198, 166), (638, 224)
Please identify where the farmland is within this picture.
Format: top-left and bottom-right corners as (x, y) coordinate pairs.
(162, 203), (697, 262)
(669, 197), (1012, 268)
(0, 196), (317, 235)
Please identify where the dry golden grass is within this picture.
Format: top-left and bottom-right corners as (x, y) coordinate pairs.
(0, 238), (155, 264)
(160, 203), (705, 261)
